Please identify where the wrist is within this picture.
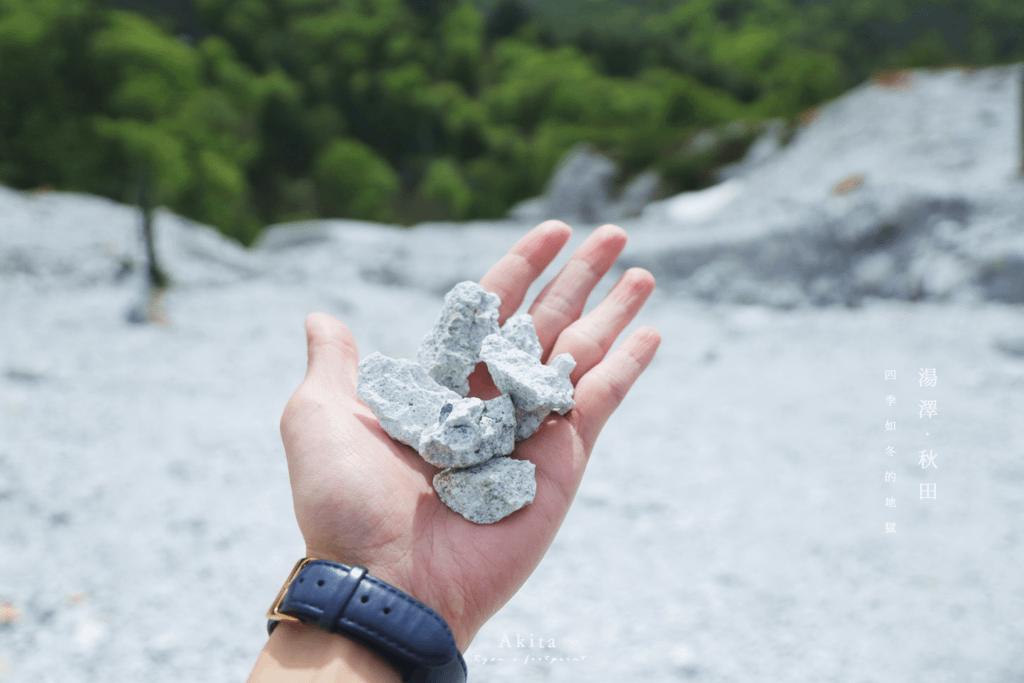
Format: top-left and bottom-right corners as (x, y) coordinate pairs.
(304, 550), (473, 652)
(249, 620), (402, 683)
(268, 558), (469, 682)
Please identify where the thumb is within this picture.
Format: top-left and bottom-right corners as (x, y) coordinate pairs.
(303, 312), (360, 395)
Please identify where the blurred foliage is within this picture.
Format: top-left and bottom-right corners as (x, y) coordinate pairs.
(313, 137), (400, 223)
(2, 0), (1023, 244)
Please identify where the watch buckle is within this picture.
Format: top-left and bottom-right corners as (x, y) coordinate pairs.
(266, 557), (317, 624)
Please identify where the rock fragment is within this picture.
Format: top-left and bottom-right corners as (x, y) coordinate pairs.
(418, 281), (501, 396)
(418, 395), (516, 468)
(479, 334), (575, 439)
(357, 352), (461, 447)
(433, 457), (537, 524)
(480, 335), (575, 412)
(500, 313), (542, 359)
(512, 407), (550, 442)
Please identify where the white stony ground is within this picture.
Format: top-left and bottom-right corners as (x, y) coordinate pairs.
(2, 66), (1024, 682)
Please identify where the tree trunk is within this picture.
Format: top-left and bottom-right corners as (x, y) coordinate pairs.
(139, 172), (169, 290)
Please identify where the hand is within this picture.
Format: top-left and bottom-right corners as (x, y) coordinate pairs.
(279, 220), (661, 651)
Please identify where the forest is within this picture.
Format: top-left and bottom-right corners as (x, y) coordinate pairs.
(2, 0), (1022, 245)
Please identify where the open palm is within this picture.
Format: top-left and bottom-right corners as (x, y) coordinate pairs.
(279, 220), (661, 651)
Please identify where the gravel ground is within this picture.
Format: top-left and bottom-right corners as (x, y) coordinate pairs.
(2, 65), (1023, 682)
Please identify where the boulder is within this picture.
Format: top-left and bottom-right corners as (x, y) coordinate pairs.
(607, 170), (661, 221)
(544, 143), (617, 224)
(508, 144), (661, 224)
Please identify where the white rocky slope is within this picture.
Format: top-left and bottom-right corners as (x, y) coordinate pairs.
(1, 66), (1023, 682)
(627, 64), (1024, 308)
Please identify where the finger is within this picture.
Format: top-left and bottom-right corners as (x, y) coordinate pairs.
(527, 224), (628, 358)
(548, 268), (656, 383)
(478, 220), (572, 324)
(570, 325), (662, 455)
(302, 312), (360, 396)
(281, 313), (362, 480)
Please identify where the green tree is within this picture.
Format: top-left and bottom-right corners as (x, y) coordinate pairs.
(9, 0), (1024, 240)
(90, 10), (267, 243)
(0, 0), (111, 192)
(313, 138), (400, 222)
(417, 156), (472, 219)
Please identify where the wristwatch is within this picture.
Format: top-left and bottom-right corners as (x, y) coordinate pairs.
(267, 558), (468, 683)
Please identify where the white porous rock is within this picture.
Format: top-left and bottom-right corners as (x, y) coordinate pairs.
(433, 457), (537, 524)
(500, 313), (542, 359)
(418, 395), (516, 468)
(418, 281), (501, 396)
(479, 334), (576, 440)
(513, 406), (550, 442)
(512, 352), (578, 439)
(357, 352), (462, 448)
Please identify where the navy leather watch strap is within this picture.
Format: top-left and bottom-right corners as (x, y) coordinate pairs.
(267, 559), (467, 683)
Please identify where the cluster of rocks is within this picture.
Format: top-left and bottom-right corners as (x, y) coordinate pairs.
(357, 281), (576, 524)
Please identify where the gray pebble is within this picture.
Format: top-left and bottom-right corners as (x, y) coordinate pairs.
(357, 352), (461, 447)
(418, 394), (516, 468)
(418, 281), (501, 396)
(433, 457), (537, 524)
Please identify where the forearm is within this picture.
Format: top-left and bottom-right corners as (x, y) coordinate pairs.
(247, 621), (402, 683)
